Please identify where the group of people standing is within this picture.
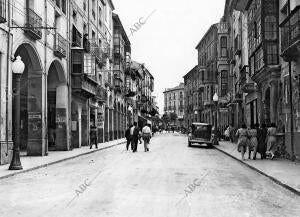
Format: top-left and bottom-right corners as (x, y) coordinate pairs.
(125, 122), (152, 152)
(235, 123), (278, 161)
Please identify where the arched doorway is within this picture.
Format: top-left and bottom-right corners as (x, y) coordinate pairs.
(264, 87), (271, 125)
(13, 43), (44, 156)
(47, 60), (69, 151)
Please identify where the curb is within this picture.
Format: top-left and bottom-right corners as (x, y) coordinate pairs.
(214, 146), (300, 197)
(0, 141), (126, 180)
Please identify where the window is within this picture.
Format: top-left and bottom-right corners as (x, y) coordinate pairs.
(220, 36), (227, 57)
(254, 47), (264, 71)
(264, 16), (277, 40)
(104, 3), (107, 21)
(221, 71), (228, 97)
(83, 1), (87, 11)
(266, 43), (278, 65)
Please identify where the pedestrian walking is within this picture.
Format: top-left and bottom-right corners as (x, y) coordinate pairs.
(228, 125), (234, 143)
(248, 124), (258, 160)
(90, 125), (98, 149)
(142, 124), (152, 152)
(257, 123), (267, 159)
(235, 124), (249, 161)
(125, 125), (133, 151)
(266, 123), (277, 160)
(224, 125), (230, 141)
(131, 122), (140, 152)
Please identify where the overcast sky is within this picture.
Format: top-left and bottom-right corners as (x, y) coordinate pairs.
(113, 0), (226, 114)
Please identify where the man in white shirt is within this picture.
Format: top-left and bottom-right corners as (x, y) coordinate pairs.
(142, 124), (152, 152)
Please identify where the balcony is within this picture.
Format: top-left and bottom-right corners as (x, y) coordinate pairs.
(114, 45), (121, 57)
(83, 34), (90, 53)
(0, 0), (6, 23)
(203, 76), (217, 84)
(233, 93), (243, 103)
(280, 6), (300, 61)
(54, 33), (67, 58)
(204, 99), (214, 106)
(95, 86), (107, 103)
(72, 26), (82, 47)
(125, 88), (136, 97)
(114, 70), (123, 82)
(91, 41), (105, 67)
(105, 73), (114, 88)
(25, 8), (42, 40)
(71, 73), (97, 98)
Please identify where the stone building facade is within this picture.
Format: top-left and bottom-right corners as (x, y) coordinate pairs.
(0, 0), (157, 165)
(163, 83), (185, 127)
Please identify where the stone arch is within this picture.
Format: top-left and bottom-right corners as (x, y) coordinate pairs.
(13, 43), (44, 155)
(47, 60), (69, 151)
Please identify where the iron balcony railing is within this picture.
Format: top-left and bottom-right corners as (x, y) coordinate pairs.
(25, 8), (42, 39)
(0, 0), (6, 23)
(83, 35), (91, 53)
(54, 33), (67, 58)
(280, 6), (300, 55)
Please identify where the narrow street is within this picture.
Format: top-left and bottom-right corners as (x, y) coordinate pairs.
(1, 134), (299, 217)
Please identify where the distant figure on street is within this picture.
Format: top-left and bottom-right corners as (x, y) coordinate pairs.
(142, 124), (152, 152)
(236, 124), (249, 161)
(257, 123), (267, 159)
(90, 125), (98, 149)
(228, 125), (234, 142)
(248, 124), (258, 160)
(131, 122), (140, 152)
(224, 125), (230, 141)
(125, 125), (133, 151)
(266, 123), (277, 160)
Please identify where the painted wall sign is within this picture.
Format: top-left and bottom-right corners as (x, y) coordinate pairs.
(28, 112), (42, 139)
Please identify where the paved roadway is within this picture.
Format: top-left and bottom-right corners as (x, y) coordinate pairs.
(1, 133), (300, 217)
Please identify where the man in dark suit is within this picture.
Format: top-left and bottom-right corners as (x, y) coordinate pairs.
(131, 122), (139, 152)
(125, 125), (133, 151)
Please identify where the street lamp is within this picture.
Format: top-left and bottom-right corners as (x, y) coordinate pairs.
(213, 92), (219, 145)
(194, 110), (198, 122)
(9, 56), (25, 170)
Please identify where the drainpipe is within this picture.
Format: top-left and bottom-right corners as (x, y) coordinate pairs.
(5, 0), (12, 158)
(68, 0), (71, 149)
(287, 0), (295, 161)
(44, 0), (48, 155)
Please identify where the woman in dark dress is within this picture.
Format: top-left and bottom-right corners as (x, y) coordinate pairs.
(257, 123), (267, 159)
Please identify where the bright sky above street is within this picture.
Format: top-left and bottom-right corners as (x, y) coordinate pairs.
(113, 0), (225, 114)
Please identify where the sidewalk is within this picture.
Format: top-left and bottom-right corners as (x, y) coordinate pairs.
(215, 141), (300, 196)
(0, 139), (126, 180)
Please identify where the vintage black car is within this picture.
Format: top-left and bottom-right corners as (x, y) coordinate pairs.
(188, 123), (213, 148)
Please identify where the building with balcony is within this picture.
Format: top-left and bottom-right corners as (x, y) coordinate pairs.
(0, 0), (70, 164)
(0, 0), (154, 166)
(183, 66), (201, 127)
(126, 61), (157, 128)
(163, 83), (185, 127)
(278, 0), (300, 159)
(194, 24), (219, 126)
